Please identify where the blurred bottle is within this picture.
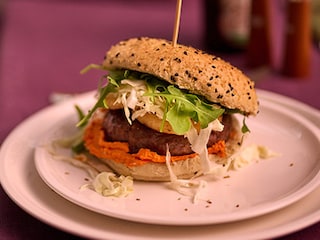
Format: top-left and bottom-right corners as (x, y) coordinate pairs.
(312, 0), (320, 47)
(282, 0), (311, 78)
(204, 0), (251, 53)
(246, 0), (272, 68)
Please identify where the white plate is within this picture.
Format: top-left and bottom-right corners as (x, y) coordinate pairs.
(1, 90), (320, 239)
(32, 91), (320, 226)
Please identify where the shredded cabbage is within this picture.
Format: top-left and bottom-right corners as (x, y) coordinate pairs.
(91, 172), (133, 197)
(164, 143), (278, 202)
(47, 137), (134, 198)
(186, 120), (224, 174)
(110, 79), (164, 124)
(229, 144), (279, 170)
(45, 140), (99, 179)
(165, 145), (208, 204)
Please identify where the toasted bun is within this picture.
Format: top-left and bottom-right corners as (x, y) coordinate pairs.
(102, 37), (259, 115)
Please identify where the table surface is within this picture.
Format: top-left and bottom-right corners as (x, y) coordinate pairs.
(0, 0), (319, 239)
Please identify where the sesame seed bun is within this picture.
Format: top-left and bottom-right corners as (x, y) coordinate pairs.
(102, 37), (259, 115)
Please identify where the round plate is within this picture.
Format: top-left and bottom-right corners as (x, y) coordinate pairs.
(1, 90), (320, 240)
(32, 90), (320, 225)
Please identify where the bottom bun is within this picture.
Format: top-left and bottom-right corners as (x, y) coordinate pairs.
(100, 144), (239, 181)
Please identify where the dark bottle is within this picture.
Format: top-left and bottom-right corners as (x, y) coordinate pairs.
(246, 0), (273, 68)
(204, 0), (251, 53)
(282, 0), (311, 78)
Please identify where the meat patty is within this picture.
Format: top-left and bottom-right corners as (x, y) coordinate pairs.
(103, 110), (232, 156)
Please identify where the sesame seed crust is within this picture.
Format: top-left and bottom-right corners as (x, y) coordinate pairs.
(102, 37), (259, 115)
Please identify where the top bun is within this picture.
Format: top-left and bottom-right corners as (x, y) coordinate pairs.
(102, 37), (259, 115)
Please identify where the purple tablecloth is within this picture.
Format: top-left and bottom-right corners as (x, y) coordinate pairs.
(0, 0), (319, 239)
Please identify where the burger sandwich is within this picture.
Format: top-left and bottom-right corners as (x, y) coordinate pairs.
(77, 37), (259, 181)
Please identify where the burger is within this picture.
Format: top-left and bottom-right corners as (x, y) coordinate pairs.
(77, 37), (259, 181)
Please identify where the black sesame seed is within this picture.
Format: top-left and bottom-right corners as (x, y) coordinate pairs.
(174, 73), (179, 76)
(226, 90), (230, 94)
(194, 51), (199, 54)
(162, 43), (166, 46)
(131, 53), (135, 57)
(193, 77), (198, 81)
(174, 57), (182, 63)
(214, 88), (218, 93)
(212, 65), (216, 69)
(231, 93), (235, 97)
(215, 75), (219, 78)
(183, 51), (188, 55)
(109, 60), (113, 65)
(137, 62), (141, 67)
(212, 57), (218, 61)
(185, 70), (189, 75)
(209, 76), (213, 80)
(160, 58), (164, 61)
(207, 83), (212, 87)
(198, 70), (203, 73)
(115, 52), (120, 58)
(170, 76), (176, 81)
(217, 94), (223, 99)
(156, 48), (160, 51)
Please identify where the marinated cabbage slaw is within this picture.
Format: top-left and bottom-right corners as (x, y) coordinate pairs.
(46, 66), (277, 201)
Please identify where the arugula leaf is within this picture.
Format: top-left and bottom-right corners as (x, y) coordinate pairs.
(241, 117), (250, 134)
(77, 69), (132, 128)
(145, 84), (225, 134)
(76, 78), (119, 127)
(80, 64), (106, 74)
(166, 101), (192, 134)
(74, 104), (86, 123)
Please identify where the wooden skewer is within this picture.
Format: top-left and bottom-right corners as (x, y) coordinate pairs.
(172, 0), (182, 47)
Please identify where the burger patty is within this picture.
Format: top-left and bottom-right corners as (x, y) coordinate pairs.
(103, 110), (232, 156)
